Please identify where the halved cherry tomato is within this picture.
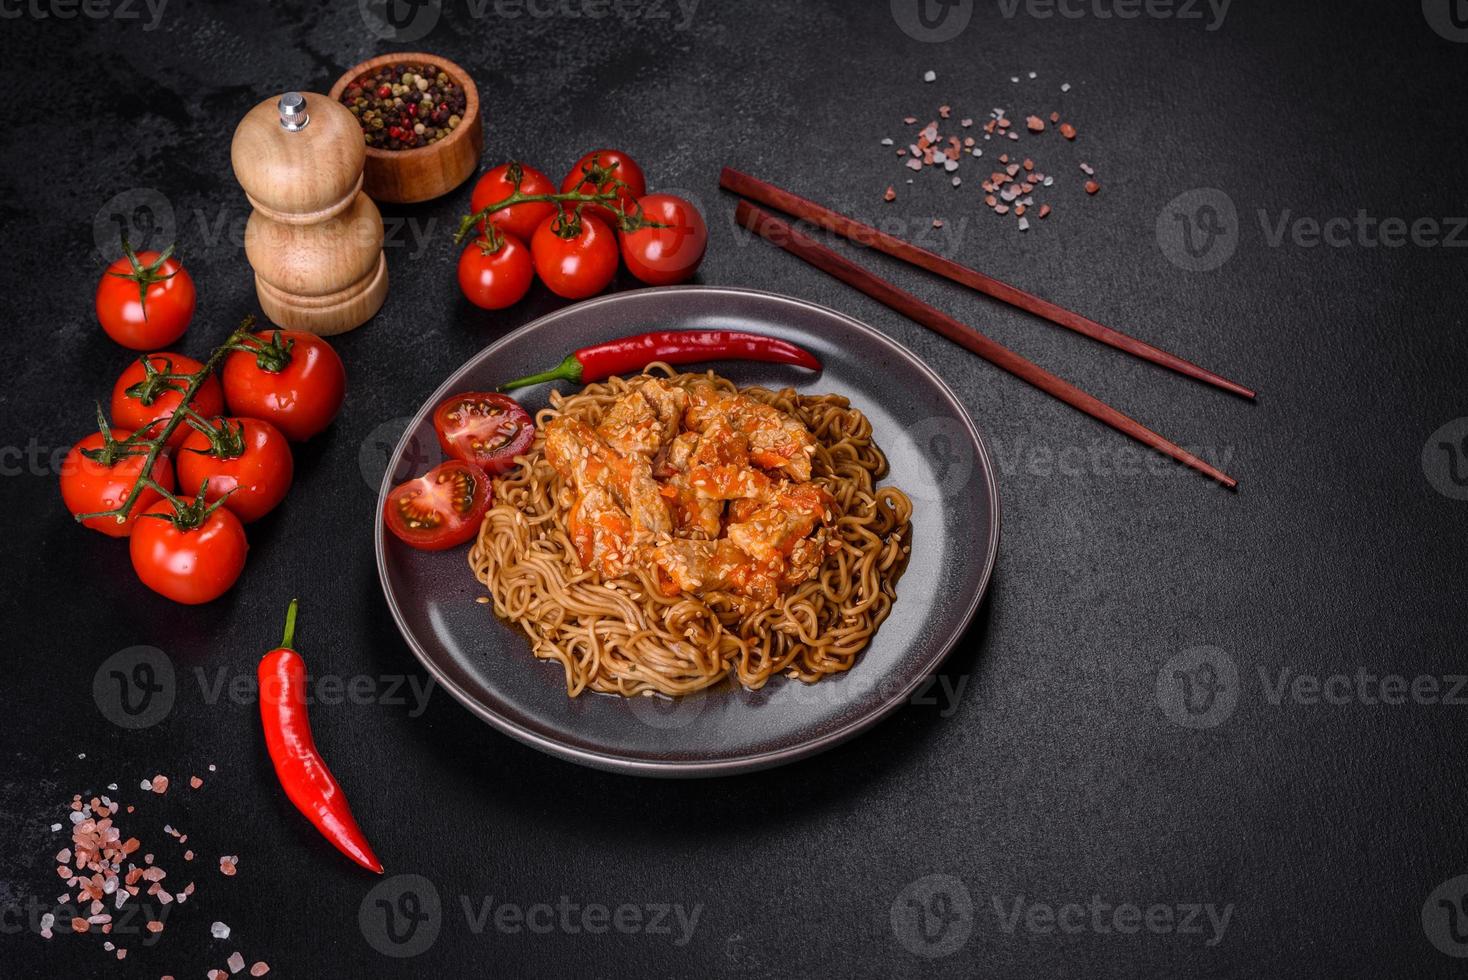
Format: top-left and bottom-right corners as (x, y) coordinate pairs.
(129, 497), (248, 604)
(457, 232), (534, 310)
(177, 417), (294, 523)
(60, 428), (176, 537)
(384, 460), (491, 551)
(432, 393), (535, 475)
(222, 330), (346, 442)
(469, 162), (558, 243)
(619, 194), (708, 286)
(560, 149), (646, 226)
(111, 353), (224, 449)
(95, 241), (196, 350)
(531, 212), (618, 300)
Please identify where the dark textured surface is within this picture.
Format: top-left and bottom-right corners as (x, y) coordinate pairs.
(2, 1), (1466, 977)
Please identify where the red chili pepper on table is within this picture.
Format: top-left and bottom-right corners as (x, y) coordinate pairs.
(258, 600), (384, 874)
(497, 330), (822, 391)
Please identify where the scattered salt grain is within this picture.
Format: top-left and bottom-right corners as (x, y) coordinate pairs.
(1018, 217), (1030, 231)
(212, 921), (231, 939)
(1061, 82), (1071, 92)
(251, 964), (270, 977)
(923, 70), (936, 82)
(228, 951), (246, 973)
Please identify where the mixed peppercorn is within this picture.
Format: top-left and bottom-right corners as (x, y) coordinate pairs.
(339, 63), (467, 150)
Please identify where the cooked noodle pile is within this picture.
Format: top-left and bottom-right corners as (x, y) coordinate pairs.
(468, 365), (912, 697)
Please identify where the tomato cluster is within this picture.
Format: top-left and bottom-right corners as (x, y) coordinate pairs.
(457, 149), (708, 310)
(61, 328), (346, 605)
(383, 392), (534, 551)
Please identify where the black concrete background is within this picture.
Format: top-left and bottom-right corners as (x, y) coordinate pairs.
(2, 0), (1467, 977)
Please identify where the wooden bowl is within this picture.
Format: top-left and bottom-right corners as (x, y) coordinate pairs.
(330, 53), (483, 205)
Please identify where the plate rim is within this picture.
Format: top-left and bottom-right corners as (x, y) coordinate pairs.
(374, 285), (1001, 777)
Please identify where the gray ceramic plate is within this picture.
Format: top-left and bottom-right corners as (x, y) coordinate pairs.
(375, 286), (999, 776)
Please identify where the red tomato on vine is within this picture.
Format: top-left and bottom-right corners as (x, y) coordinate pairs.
(95, 239), (195, 350)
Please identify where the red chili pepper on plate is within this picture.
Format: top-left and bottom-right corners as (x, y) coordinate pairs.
(497, 329), (821, 391)
(258, 599), (384, 874)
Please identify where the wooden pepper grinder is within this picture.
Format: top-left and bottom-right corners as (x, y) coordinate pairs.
(231, 91), (388, 335)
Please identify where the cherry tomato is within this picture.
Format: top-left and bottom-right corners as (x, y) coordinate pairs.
(111, 353), (224, 449)
(222, 330), (346, 441)
(457, 233), (534, 310)
(560, 149), (647, 226)
(469, 162), (558, 243)
(176, 417), (294, 524)
(531, 213), (618, 300)
(129, 498), (248, 605)
(60, 428), (176, 537)
(432, 392), (535, 475)
(619, 194), (708, 286)
(95, 243), (196, 350)
(384, 460), (491, 551)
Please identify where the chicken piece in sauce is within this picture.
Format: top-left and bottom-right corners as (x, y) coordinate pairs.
(543, 377), (835, 605)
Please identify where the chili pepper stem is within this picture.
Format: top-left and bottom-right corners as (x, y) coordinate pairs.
(498, 354), (584, 392)
(281, 598), (299, 649)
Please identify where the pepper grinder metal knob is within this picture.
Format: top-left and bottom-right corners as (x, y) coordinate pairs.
(278, 92), (309, 131)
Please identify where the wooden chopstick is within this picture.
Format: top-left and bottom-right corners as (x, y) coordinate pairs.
(734, 200), (1238, 490)
(720, 167), (1256, 401)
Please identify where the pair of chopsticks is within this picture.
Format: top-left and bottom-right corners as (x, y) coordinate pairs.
(719, 168), (1253, 490)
